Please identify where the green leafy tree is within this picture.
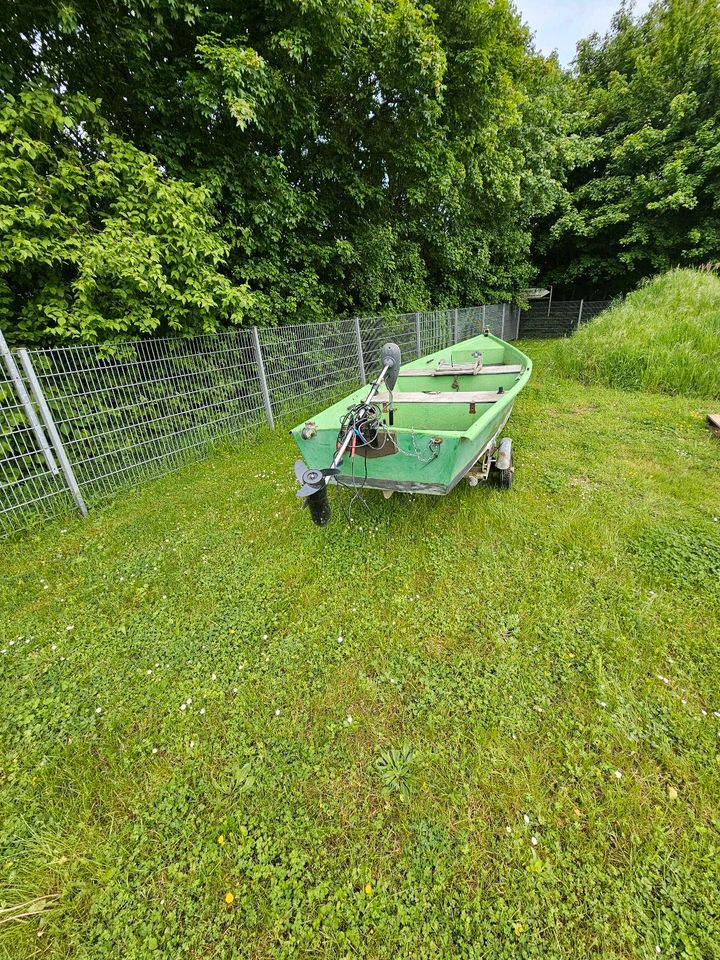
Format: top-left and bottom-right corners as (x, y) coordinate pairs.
(0, 86), (253, 344)
(0, 0), (572, 340)
(540, 0), (720, 296)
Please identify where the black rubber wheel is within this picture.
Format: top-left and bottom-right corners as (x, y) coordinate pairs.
(496, 467), (513, 490)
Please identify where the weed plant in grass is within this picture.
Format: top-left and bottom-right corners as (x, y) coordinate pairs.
(1, 341), (719, 959)
(557, 268), (720, 398)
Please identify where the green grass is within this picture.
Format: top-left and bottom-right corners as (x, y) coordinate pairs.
(557, 269), (720, 398)
(2, 339), (720, 959)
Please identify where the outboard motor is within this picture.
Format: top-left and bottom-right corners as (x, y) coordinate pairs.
(294, 343), (402, 525)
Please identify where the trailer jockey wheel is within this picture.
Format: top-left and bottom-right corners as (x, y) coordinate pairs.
(491, 437), (513, 490)
(495, 464), (513, 489)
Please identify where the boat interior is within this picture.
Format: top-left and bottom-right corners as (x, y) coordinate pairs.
(372, 343), (528, 432)
(306, 336), (530, 436)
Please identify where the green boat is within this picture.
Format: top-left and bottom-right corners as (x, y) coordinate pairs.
(292, 331), (532, 525)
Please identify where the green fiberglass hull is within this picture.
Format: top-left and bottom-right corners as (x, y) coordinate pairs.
(291, 332), (532, 495)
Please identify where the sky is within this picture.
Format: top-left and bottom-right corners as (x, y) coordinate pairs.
(515, 0), (653, 66)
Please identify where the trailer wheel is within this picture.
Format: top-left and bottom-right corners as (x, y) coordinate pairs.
(492, 437), (513, 489)
(495, 466), (513, 489)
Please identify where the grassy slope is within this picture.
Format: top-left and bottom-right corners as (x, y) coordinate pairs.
(1, 341), (720, 960)
(557, 269), (720, 398)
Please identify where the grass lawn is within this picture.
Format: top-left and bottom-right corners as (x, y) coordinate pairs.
(1, 340), (719, 959)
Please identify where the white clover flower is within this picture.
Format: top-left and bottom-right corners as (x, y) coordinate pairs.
(506, 826), (512, 834)
(199, 707), (206, 715)
(600, 701), (607, 708)
(523, 814), (530, 824)
(614, 770), (622, 779)
(180, 703), (187, 711)
(338, 636), (344, 644)
(274, 708), (281, 716)
(96, 707), (103, 714)
(147, 669), (152, 675)
(531, 836), (538, 846)
(66, 625), (74, 631)
(51, 645), (57, 651)
(152, 747), (158, 754)
(345, 715), (353, 724)
(233, 687), (238, 694)
(263, 633), (268, 641)
(211, 674), (217, 681)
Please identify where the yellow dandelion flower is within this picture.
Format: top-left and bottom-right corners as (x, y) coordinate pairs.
(218, 834), (225, 845)
(224, 891), (235, 905)
(364, 883), (373, 896)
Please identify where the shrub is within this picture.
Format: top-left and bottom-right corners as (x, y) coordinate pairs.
(0, 86), (253, 345)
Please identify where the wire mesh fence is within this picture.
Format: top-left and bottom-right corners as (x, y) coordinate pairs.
(19, 332), (268, 504)
(518, 299), (612, 338)
(0, 298), (609, 535)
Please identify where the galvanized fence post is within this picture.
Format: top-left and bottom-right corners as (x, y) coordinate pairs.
(16, 348), (88, 517)
(547, 285), (553, 317)
(482, 304), (486, 331)
(353, 317), (366, 384)
(0, 329), (59, 476)
(447, 314), (453, 348)
(577, 299), (584, 331)
(501, 303), (506, 340)
(415, 313), (422, 358)
(454, 308), (459, 345)
(251, 327), (274, 429)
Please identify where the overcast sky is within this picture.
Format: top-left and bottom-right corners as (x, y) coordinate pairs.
(515, 0), (654, 66)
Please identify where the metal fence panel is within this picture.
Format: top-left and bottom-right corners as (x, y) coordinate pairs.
(519, 300), (611, 338)
(580, 300), (613, 325)
(20, 330), (267, 505)
(360, 313), (419, 378)
(259, 319), (360, 416)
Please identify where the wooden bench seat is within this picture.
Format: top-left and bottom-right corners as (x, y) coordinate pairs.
(375, 390), (503, 405)
(397, 363), (522, 377)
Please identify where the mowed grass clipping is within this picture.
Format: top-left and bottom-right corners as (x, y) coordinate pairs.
(1, 340), (720, 959)
(557, 268), (720, 398)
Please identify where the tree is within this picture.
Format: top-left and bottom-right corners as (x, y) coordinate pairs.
(0, 0), (572, 341)
(0, 86), (252, 344)
(540, 0), (720, 297)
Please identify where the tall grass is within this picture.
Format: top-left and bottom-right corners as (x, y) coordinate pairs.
(557, 269), (720, 398)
